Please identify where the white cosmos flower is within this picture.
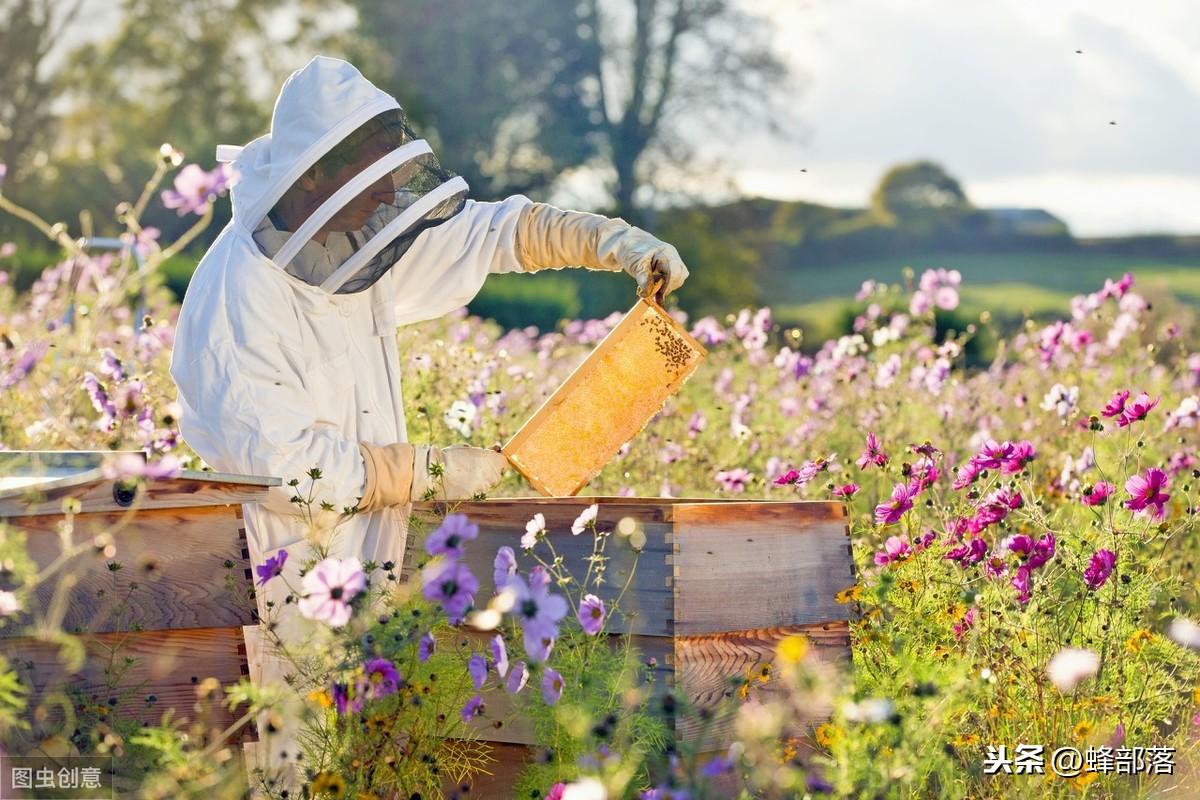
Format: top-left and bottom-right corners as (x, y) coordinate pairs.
(443, 400), (476, 436)
(1046, 647), (1099, 691)
(572, 503), (599, 535)
(1167, 617), (1200, 651)
(522, 513), (545, 550)
(562, 777), (607, 800)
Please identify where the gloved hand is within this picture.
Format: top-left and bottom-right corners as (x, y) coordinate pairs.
(417, 444), (509, 501)
(515, 201), (689, 304)
(357, 442), (508, 510)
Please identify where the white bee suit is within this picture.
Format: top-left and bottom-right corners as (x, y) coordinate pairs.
(168, 56), (531, 785)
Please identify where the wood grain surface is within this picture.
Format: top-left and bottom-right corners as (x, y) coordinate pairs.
(6, 506), (256, 635)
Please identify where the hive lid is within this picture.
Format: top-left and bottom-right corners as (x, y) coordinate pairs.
(501, 290), (707, 496)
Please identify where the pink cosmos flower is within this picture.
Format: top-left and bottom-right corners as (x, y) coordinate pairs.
(874, 483), (915, 525)
(945, 537), (988, 566)
(1124, 468), (1170, 520)
(833, 483), (860, 498)
(1011, 564), (1033, 604)
(1083, 549), (1117, 590)
(298, 557), (367, 627)
(1101, 390), (1130, 418)
(716, 468), (753, 493)
(856, 432), (889, 470)
(1081, 481), (1115, 507)
(1116, 392), (1159, 427)
(873, 535), (911, 566)
(953, 607), (977, 640)
(160, 163), (234, 216)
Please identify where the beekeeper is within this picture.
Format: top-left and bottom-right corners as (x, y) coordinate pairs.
(169, 55), (687, 782)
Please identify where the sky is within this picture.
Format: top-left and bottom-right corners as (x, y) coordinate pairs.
(724, 0), (1200, 236)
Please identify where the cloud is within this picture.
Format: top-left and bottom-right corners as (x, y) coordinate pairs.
(723, 0), (1200, 234)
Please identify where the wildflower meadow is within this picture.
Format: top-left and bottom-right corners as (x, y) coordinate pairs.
(1, 152), (1199, 800)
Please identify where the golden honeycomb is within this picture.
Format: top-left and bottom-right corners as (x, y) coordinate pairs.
(502, 296), (707, 496)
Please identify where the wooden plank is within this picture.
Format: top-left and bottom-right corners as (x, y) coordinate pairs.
(4, 506), (256, 635)
(403, 517), (676, 638)
(0, 473), (276, 518)
(673, 503), (853, 635)
(501, 297), (707, 497)
(674, 621), (850, 747)
(8, 626), (250, 737)
(413, 498), (676, 526)
(453, 741), (533, 798)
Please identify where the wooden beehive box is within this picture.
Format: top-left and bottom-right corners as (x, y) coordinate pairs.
(0, 451), (276, 740)
(407, 496), (855, 793)
(501, 292), (707, 496)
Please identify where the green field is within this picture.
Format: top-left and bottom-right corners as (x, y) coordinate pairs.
(765, 251), (1200, 343)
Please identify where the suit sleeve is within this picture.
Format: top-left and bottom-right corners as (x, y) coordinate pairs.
(386, 193), (534, 327)
(173, 335), (369, 518)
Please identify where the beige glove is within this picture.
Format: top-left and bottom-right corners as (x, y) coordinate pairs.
(358, 442), (508, 510)
(515, 201), (689, 304)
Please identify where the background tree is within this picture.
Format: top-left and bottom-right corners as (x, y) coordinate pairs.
(350, 0), (603, 201)
(869, 160), (971, 228)
(0, 0), (84, 180)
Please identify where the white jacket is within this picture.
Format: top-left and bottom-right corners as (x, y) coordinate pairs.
(170, 57), (532, 586)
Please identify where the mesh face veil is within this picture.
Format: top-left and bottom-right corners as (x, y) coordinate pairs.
(252, 110), (468, 295)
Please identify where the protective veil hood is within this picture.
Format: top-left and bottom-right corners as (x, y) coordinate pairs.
(218, 55), (468, 294)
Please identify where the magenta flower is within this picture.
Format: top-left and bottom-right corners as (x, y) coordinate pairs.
(773, 469), (801, 486)
(974, 440), (1015, 470)
(461, 694), (485, 722)
(468, 653), (488, 689)
(946, 537), (988, 565)
(1101, 390), (1130, 418)
(953, 607), (978, 640)
(1011, 564), (1033, 604)
(907, 459), (939, 493)
(1081, 481), (1115, 507)
(856, 432), (889, 470)
(490, 634), (509, 678)
(1117, 392), (1159, 427)
(421, 559), (479, 621)
(1124, 468), (1170, 520)
(255, 549), (288, 586)
(578, 594), (606, 635)
(418, 632), (435, 662)
(1007, 532), (1055, 569)
(363, 658), (401, 699)
(774, 458), (828, 487)
(715, 468), (753, 492)
(160, 163), (234, 216)
(426, 513), (479, 559)
(1083, 549), (1117, 590)
(1002, 441), (1037, 474)
(833, 483), (860, 498)
(952, 460), (983, 490)
(874, 483), (915, 525)
(873, 535), (911, 566)
(542, 667), (565, 705)
(298, 557), (367, 627)
(493, 545), (517, 588)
